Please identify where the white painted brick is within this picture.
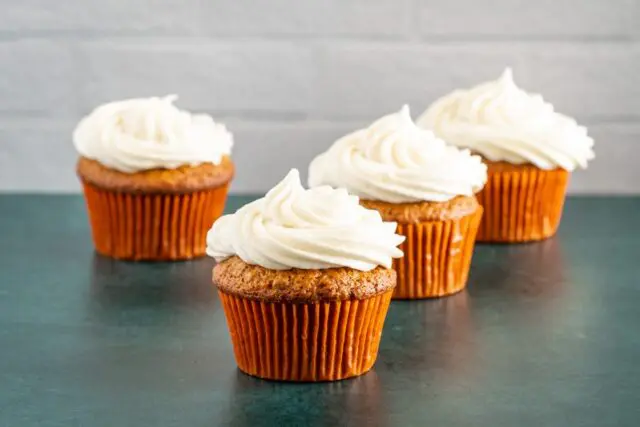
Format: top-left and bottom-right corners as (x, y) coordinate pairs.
(569, 123), (640, 194)
(313, 42), (639, 121)
(0, 0), (411, 37)
(0, 121), (79, 192)
(0, 40), (78, 117)
(0, 118), (360, 194)
(419, 0), (638, 38)
(76, 41), (316, 116)
(197, 0), (412, 37)
(228, 120), (640, 195)
(523, 43), (640, 119)
(225, 120), (359, 193)
(0, 119), (637, 194)
(312, 43), (528, 120)
(0, 0), (195, 33)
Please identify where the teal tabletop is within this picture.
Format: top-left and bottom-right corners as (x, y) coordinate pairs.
(0, 195), (638, 426)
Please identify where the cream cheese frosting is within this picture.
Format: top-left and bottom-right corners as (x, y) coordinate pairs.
(206, 169), (405, 271)
(308, 106), (487, 203)
(73, 95), (233, 173)
(417, 68), (595, 171)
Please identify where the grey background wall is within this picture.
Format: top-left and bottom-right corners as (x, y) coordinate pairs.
(0, 0), (638, 194)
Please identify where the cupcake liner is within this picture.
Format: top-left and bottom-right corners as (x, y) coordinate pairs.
(218, 290), (393, 382)
(393, 207), (482, 299)
(82, 182), (229, 260)
(476, 166), (569, 243)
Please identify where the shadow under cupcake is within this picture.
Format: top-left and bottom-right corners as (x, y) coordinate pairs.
(221, 369), (387, 427)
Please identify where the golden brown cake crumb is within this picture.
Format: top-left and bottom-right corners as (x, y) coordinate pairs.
(482, 159), (563, 173)
(213, 256), (396, 303)
(76, 156), (234, 193)
(360, 195), (479, 223)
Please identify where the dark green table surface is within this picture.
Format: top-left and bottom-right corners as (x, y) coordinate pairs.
(1, 195), (639, 427)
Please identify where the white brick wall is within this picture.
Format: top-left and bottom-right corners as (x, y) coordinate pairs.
(0, 40), (79, 117)
(0, 0), (637, 194)
(418, 0), (638, 38)
(76, 40), (316, 115)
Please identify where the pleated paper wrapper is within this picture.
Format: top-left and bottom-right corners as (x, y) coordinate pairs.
(82, 182), (229, 260)
(476, 166), (569, 243)
(393, 207), (482, 299)
(219, 290), (393, 382)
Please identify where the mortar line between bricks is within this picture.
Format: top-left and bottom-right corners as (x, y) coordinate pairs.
(419, 34), (638, 44)
(1, 116), (639, 128)
(0, 31), (636, 45)
(0, 31), (411, 43)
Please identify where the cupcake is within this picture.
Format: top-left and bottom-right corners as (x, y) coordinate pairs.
(308, 106), (487, 299)
(74, 95), (234, 260)
(207, 169), (404, 381)
(418, 68), (595, 242)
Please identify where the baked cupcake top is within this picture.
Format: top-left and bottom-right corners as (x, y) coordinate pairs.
(214, 256), (396, 302)
(207, 169), (404, 272)
(308, 106), (487, 203)
(73, 95), (233, 173)
(417, 68), (595, 171)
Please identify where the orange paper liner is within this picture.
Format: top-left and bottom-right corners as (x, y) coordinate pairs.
(393, 207), (482, 299)
(476, 167), (569, 243)
(218, 290), (393, 382)
(82, 182), (229, 260)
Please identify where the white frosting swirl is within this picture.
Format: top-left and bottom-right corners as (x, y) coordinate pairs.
(207, 169), (404, 271)
(417, 68), (595, 171)
(73, 95), (233, 173)
(308, 106), (487, 203)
